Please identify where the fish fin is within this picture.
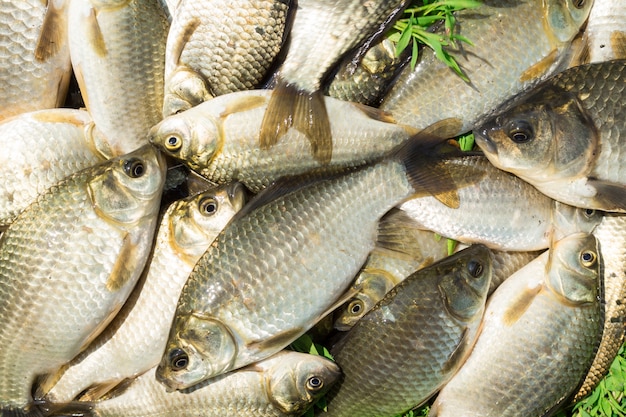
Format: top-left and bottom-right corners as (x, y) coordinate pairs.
(502, 283), (543, 326)
(85, 7), (107, 57)
(35, 0), (67, 61)
(246, 327), (304, 353)
(375, 208), (431, 259)
(589, 179), (626, 212)
(316, 286), (363, 323)
(185, 170), (218, 197)
(219, 94), (267, 119)
(76, 302), (122, 353)
(442, 327), (471, 374)
(170, 17), (200, 67)
(260, 81), (332, 164)
(76, 378), (132, 402)
(520, 49), (558, 82)
(32, 364), (70, 399)
(105, 232), (138, 292)
(610, 31), (626, 60)
(33, 399), (95, 417)
(351, 102), (397, 124)
(568, 33), (590, 67)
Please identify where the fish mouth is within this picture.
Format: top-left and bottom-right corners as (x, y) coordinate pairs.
(474, 127), (497, 155)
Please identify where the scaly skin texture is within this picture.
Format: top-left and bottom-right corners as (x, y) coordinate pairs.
(0, 0), (71, 121)
(0, 109), (106, 228)
(571, 0), (626, 64)
(429, 234), (603, 417)
(68, 0), (169, 156)
(0, 146), (165, 413)
(157, 159), (416, 390)
(322, 245), (493, 417)
(90, 352), (340, 417)
(150, 90), (417, 192)
(163, 0), (290, 116)
(476, 60), (626, 212)
(43, 183), (246, 403)
(381, 0), (592, 135)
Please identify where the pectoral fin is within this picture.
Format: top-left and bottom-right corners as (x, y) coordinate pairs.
(590, 179), (626, 213)
(520, 49), (558, 82)
(502, 284), (543, 326)
(246, 327), (305, 353)
(610, 31), (626, 59)
(35, 0), (68, 61)
(86, 6), (107, 57)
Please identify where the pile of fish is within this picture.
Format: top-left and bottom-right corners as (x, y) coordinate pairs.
(0, 0), (625, 416)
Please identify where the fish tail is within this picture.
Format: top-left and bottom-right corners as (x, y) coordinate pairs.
(260, 80), (332, 164)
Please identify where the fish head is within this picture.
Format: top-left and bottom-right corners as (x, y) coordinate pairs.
(546, 232), (600, 305)
(475, 91), (597, 183)
(438, 244), (493, 322)
(156, 313), (237, 391)
(267, 352), (341, 415)
(552, 202), (603, 240)
(168, 182), (247, 261)
(148, 110), (221, 172)
(544, 0), (594, 44)
(88, 144), (166, 225)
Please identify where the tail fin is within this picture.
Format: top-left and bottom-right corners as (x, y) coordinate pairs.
(259, 80), (332, 164)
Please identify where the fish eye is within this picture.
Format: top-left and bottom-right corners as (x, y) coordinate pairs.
(507, 120), (534, 144)
(348, 300), (363, 316)
(573, 0), (585, 8)
(169, 348), (189, 371)
(306, 376), (324, 391)
(164, 134), (183, 152)
(467, 260), (483, 278)
(583, 208), (596, 218)
(198, 197), (218, 216)
(580, 250), (597, 268)
(123, 158), (145, 178)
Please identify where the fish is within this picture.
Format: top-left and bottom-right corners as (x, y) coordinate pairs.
(39, 182), (247, 404)
(429, 233), (603, 417)
(0, 0), (71, 121)
(325, 38), (410, 107)
(322, 244), (493, 417)
(72, 351), (340, 417)
(0, 145), (166, 415)
(398, 154), (602, 251)
(155, 134), (461, 391)
(67, 0), (170, 156)
(162, 0), (291, 116)
(259, 0), (410, 164)
(0, 108), (108, 229)
(149, 90), (421, 193)
(380, 0), (593, 136)
(475, 60), (626, 213)
(573, 213), (626, 401)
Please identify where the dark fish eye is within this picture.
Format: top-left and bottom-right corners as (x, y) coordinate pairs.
(580, 250), (597, 268)
(306, 376), (323, 391)
(169, 348), (189, 371)
(165, 134), (183, 152)
(348, 300), (363, 315)
(467, 260), (483, 278)
(123, 158), (145, 178)
(507, 120), (534, 144)
(583, 208), (596, 218)
(573, 0), (585, 9)
(198, 197), (218, 216)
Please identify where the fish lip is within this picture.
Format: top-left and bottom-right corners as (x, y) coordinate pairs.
(474, 126), (497, 155)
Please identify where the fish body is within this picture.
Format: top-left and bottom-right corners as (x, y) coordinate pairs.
(68, 0), (169, 156)
(0, 145), (166, 413)
(0, 109), (107, 229)
(87, 351), (340, 417)
(476, 60), (626, 212)
(380, 0), (593, 135)
(323, 245), (493, 417)
(398, 155), (602, 250)
(0, 0), (71, 121)
(42, 183), (246, 403)
(429, 233), (603, 417)
(572, 0), (626, 64)
(149, 90), (416, 192)
(260, 0), (409, 164)
(163, 0), (291, 116)
(156, 137), (440, 390)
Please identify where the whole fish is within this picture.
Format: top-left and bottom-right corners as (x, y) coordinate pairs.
(162, 0), (291, 116)
(149, 90), (418, 192)
(78, 351), (340, 417)
(475, 60), (626, 213)
(155, 136), (458, 391)
(573, 213), (626, 401)
(0, 0), (71, 121)
(40, 183), (247, 404)
(0, 145), (166, 415)
(68, 0), (169, 156)
(260, 0), (410, 164)
(0, 109), (108, 229)
(322, 245), (493, 417)
(429, 233), (603, 417)
(398, 155), (602, 250)
(380, 0), (593, 136)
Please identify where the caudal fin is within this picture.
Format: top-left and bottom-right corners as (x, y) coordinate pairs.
(260, 80), (332, 164)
